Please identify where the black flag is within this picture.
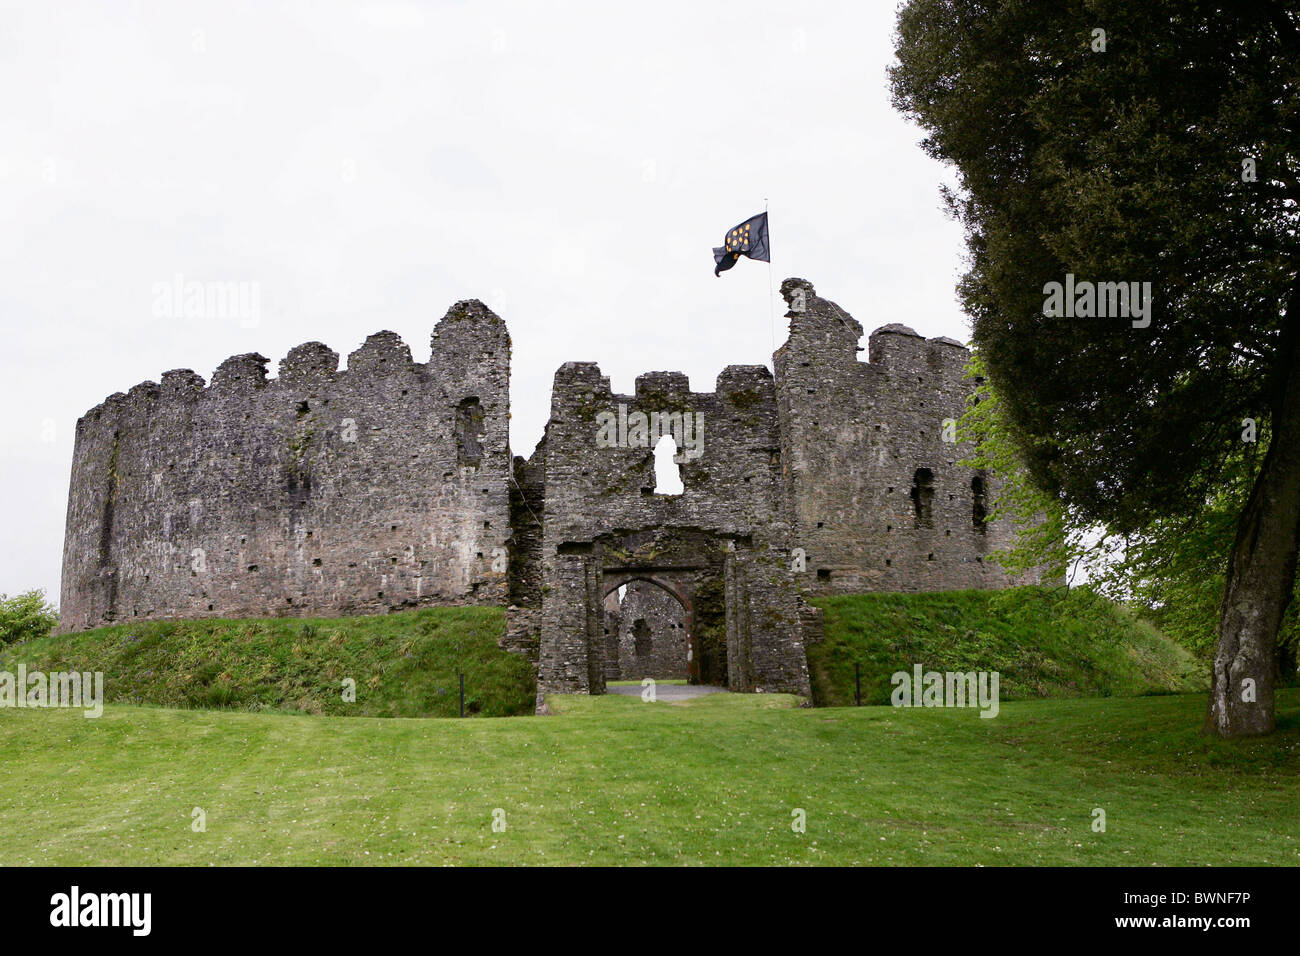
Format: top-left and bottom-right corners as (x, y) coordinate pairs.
(712, 212), (769, 276)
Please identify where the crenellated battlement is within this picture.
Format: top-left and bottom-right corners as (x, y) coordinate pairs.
(59, 281), (1044, 703)
(772, 281), (1023, 597)
(59, 302), (513, 633)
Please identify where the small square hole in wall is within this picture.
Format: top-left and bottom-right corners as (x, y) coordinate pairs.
(312, 558), (322, 567)
(391, 557), (397, 564)
(887, 525), (892, 532)
(816, 569), (830, 581)
(247, 564), (258, 572)
(378, 591), (384, 599)
(885, 559), (892, 567)
(816, 522), (823, 528)
(928, 553), (935, 561)
(208, 604), (214, 611)
(484, 521), (490, 528)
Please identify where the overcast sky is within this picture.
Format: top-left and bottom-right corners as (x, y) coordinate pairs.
(0, 1), (970, 608)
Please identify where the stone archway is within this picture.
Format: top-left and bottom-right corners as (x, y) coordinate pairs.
(601, 577), (691, 682)
(589, 528), (747, 693)
(534, 522), (812, 703)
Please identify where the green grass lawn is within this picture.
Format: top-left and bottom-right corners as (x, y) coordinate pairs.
(2, 688), (1297, 866)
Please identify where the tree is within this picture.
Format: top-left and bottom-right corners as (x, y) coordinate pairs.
(962, 347), (1300, 671)
(958, 351), (1076, 585)
(1091, 443), (1300, 674)
(0, 589), (59, 645)
(891, 1), (1300, 736)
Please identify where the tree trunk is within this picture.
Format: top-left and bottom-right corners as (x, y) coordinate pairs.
(1205, 286), (1300, 737)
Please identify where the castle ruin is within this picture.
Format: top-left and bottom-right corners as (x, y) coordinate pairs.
(60, 279), (1038, 709)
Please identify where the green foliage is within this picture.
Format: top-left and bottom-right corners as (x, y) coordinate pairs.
(957, 352), (1074, 581)
(1088, 448), (1300, 673)
(2, 690), (1297, 864)
(890, 1), (1298, 531)
(0, 589), (59, 646)
(0, 606), (535, 717)
(807, 587), (1203, 707)
(962, 344), (1300, 672)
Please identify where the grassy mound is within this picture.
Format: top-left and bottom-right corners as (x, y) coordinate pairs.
(807, 586), (1203, 707)
(0, 606), (535, 717)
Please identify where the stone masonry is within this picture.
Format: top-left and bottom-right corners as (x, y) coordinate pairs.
(774, 278), (1022, 592)
(58, 301), (511, 633)
(60, 279), (1043, 707)
(604, 579), (691, 682)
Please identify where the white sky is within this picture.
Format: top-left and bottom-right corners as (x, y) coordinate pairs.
(0, 1), (971, 609)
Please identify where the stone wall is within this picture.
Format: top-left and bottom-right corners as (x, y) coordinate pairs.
(58, 300), (512, 632)
(607, 580), (689, 681)
(517, 362), (814, 702)
(59, 277), (1048, 707)
(773, 278), (1041, 595)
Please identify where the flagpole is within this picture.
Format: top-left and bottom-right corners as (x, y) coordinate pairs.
(765, 198), (776, 365)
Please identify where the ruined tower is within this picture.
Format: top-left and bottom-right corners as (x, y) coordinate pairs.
(774, 278), (1023, 593)
(58, 300), (512, 632)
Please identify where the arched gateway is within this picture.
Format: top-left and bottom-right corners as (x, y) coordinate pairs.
(602, 578), (691, 684)
(594, 528), (749, 690)
(508, 360), (817, 711)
